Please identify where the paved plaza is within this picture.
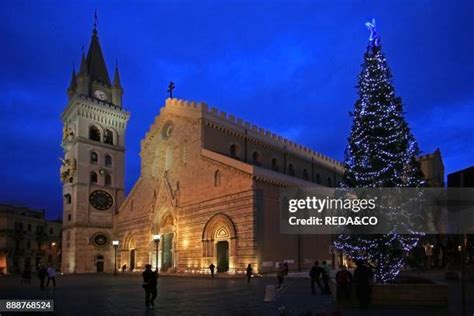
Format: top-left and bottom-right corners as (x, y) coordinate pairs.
(0, 272), (471, 316)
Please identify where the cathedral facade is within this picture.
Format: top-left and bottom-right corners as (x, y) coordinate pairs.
(61, 26), (343, 274)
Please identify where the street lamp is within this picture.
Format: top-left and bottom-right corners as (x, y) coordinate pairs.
(153, 235), (160, 271)
(112, 240), (119, 275)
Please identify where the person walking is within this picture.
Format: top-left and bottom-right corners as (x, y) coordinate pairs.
(309, 261), (324, 295)
(283, 262), (289, 276)
(276, 263), (284, 289)
(246, 264), (253, 283)
(46, 265), (56, 288)
(354, 260), (373, 308)
(38, 265), (47, 290)
(335, 265), (353, 300)
(142, 264), (158, 308)
(321, 261), (331, 294)
(209, 263), (215, 278)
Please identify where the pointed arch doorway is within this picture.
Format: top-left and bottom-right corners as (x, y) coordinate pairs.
(202, 213), (237, 273)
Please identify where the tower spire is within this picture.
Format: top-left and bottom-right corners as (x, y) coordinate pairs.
(93, 9), (98, 35)
(85, 10), (111, 86)
(113, 59), (122, 88)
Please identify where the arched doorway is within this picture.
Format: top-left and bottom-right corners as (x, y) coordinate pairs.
(96, 255), (104, 272)
(122, 234), (137, 271)
(216, 241), (229, 272)
(202, 213), (237, 273)
(151, 211), (176, 272)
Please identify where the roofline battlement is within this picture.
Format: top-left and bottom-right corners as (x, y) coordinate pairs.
(163, 98), (343, 170)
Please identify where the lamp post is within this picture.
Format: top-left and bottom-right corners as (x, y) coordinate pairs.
(153, 235), (160, 271)
(112, 240), (119, 275)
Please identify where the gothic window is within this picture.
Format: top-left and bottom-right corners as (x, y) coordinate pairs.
(105, 174), (112, 186)
(105, 154), (112, 166)
(303, 169), (309, 180)
(252, 152), (261, 166)
(327, 177), (332, 187)
(104, 130), (114, 145)
(316, 173), (321, 184)
(89, 126), (101, 142)
(90, 171), (98, 184)
(288, 164), (295, 176)
(64, 194), (71, 204)
(230, 144), (239, 160)
(214, 170), (221, 187)
(271, 158), (279, 171)
(91, 152), (98, 164)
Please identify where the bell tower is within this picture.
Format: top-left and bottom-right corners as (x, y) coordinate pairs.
(60, 20), (130, 273)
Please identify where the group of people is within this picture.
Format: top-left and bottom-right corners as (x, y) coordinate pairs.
(21, 264), (57, 289)
(309, 260), (374, 308)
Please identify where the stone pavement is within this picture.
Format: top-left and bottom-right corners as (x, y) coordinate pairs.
(0, 273), (470, 316)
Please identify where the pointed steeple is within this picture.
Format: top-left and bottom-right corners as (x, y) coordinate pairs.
(68, 63), (77, 90)
(113, 60), (122, 88)
(78, 50), (88, 76)
(85, 11), (111, 86)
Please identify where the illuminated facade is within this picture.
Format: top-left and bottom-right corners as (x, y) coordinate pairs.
(61, 23), (343, 274)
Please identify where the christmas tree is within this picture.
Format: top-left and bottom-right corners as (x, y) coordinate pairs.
(334, 19), (426, 283)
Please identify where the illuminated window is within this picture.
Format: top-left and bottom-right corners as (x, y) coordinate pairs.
(214, 170), (221, 187)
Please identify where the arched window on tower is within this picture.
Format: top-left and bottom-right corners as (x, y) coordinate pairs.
(252, 152), (261, 166)
(90, 152), (98, 164)
(105, 174), (112, 186)
(271, 158), (279, 171)
(104, 130), (114, 145)
(105, 154), (112, 167)
(89, 126), (101, 142)
(230, 144), (239, 160)
(214, 170), (221, 187)
(288, 164), (295, 176)
(90, 171), (98, 184)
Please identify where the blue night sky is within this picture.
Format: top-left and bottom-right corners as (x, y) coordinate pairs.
(0, 1), (472, 219)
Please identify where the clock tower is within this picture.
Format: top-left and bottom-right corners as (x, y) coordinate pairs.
(60, 23), (130, 273)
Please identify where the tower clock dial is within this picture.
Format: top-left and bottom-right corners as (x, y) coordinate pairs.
(94, 90), (108, 101)
(89, 190), (113, 210)
(161, 121), (174, 140)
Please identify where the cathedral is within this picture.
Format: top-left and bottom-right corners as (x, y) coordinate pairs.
(60, 24), (343, 274)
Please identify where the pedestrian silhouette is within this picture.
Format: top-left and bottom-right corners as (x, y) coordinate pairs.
(335, 265), (353, 300)
(309, 261), (324, 295)
(142, 264), (159, 308)
(276, 263), (284, 289)
(246, 264), (253, 283)
(38, 265), (47, 290)
(354, 260), (373, 308)
(283, 262), (289, 276)
(122, 264), (127, 273)
(46, 265), (56, 288)
(321, 261), (331, 294)
(209, 263), (215, 278)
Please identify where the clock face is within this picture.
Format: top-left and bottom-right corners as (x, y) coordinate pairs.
(161, 121), (174, 140)
(89, 190), (113, 210)
(94, 90), (108, 101)
(93, 234), (109, 247)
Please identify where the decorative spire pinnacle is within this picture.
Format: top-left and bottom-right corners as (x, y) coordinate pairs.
(68, 62), (77, 91)
(93, 9), (98, 36)
(113, 59), (122, 88)
(78, 49), (88, 76)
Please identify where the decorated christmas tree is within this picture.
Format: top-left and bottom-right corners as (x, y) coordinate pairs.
(334, 19), (426, 283)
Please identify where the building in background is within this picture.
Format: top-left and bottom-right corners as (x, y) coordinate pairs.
(418, 148), (444, 187)
(447, 166), (474, 188)
(0, 204), (61, 274)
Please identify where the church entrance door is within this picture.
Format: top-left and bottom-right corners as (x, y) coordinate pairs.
(96, 255), (104, 272)
(216, 241), (229, 272)
(130, 249), (136, 271)
(161, 233), (173, 271)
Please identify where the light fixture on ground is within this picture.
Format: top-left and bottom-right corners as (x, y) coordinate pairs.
(153, 235), (160, 271)
(112, 240), (119, 275)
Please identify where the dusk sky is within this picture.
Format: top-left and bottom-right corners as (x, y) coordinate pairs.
(0, 1), (472, 219)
